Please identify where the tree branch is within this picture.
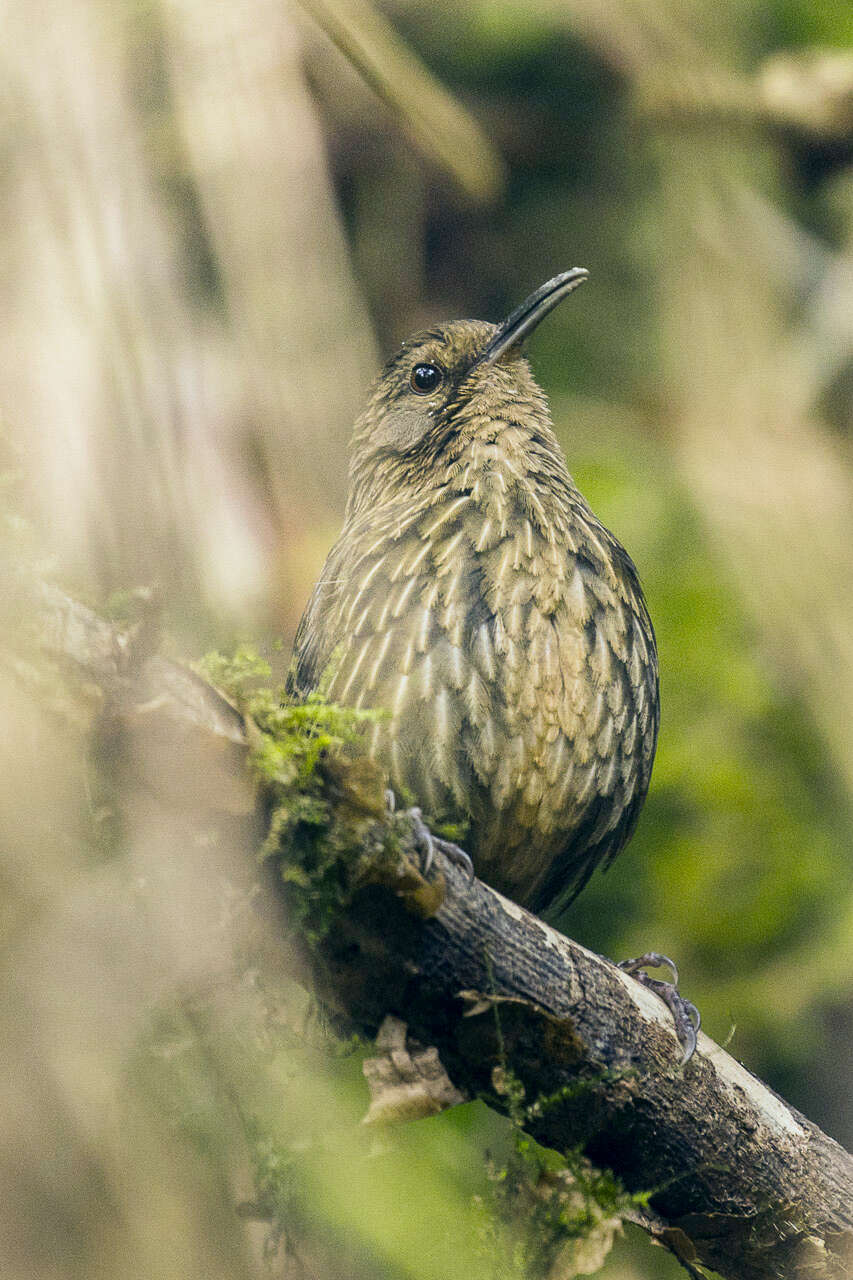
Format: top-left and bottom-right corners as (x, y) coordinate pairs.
(30, 583), (853, 1280)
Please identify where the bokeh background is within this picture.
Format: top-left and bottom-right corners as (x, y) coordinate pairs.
(1, 1), (851, 1277)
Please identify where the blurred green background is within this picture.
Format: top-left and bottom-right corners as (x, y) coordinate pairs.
(1, 0), (851, 1277)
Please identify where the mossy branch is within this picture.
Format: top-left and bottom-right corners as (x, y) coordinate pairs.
(28, 582), (853, 1280)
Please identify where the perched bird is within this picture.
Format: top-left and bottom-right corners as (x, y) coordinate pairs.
(288, 270), (660, 917)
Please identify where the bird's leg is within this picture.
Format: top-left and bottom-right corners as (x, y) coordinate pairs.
(433, 833), (475, 882)
(407, 807), (435, 877)
(618, 952), (700, 1065)
(404, 806), (475, 883)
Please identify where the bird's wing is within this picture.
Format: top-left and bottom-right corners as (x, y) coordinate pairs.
(286, 536), (351, 699)
(532, 527), (660, 915)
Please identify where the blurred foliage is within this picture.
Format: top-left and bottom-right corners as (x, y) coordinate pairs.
(1, 0), (852, 1277)
(199, 646), (401, 942)
(133, 991), (640, 1280)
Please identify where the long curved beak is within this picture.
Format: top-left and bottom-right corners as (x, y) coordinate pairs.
(480, 268), (589, 365)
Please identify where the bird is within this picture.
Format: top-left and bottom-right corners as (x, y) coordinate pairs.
(287, 270), (660, 918)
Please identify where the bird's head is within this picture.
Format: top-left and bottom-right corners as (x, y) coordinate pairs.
(347, 270), (588, 516)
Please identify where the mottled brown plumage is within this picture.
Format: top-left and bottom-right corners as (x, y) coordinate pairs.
(289, 272), (659, 914)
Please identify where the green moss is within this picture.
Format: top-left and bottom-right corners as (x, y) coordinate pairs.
(102, 586), (158, 627)
(476, 1112), (639, 1276)
(196, 646), (398, 946)
(482, 1005), (646, 1274)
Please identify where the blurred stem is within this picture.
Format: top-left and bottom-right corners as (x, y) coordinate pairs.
(636, 49), (853, 146)
(296, 0), (505, 203)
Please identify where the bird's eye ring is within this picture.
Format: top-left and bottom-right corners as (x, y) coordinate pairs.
(410, 363), (443, 394)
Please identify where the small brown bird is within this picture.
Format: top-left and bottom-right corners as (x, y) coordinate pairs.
(288, 270), (660, 917)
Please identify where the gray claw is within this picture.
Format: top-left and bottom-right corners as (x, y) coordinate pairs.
(618, 953), (700, 1064)
(433, 837), (476, 882)
(619, 951), (680, 986)
(404, 808), (475, 884)
(407, 807), (435, 877)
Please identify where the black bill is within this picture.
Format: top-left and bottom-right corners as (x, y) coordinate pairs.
(480, 268), (589, 365)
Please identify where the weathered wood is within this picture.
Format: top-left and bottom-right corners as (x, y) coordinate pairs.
(31, 583), (853, 1280)
(314, 860), (853, 1280)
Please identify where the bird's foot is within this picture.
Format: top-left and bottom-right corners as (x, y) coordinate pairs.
(618, 952), (700, 1065)
(405, 807), (475, 883)
(433, 834), (476, 882)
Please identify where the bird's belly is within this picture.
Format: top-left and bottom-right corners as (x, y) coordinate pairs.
(349, 616), (641, 906)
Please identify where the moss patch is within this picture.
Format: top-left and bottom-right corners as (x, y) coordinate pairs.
(196, 646), (411, 945)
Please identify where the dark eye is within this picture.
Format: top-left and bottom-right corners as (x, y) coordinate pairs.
(410, 363), (443, 394)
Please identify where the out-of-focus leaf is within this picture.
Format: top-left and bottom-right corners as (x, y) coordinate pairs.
(297, 0), (506, 202)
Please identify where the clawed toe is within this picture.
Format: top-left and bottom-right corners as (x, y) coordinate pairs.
(406, 807), (435, 876)
(432, 835), (475, 882)
(618, 952), (700, 1064)
(404, 808), (476, 884)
